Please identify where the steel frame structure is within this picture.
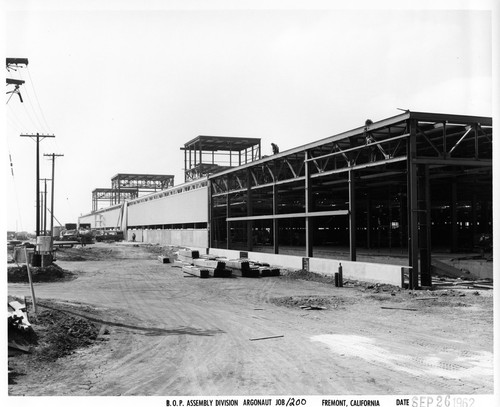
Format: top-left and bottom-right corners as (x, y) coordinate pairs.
(208, 111), (492, 289)
(92, 188), (139, 212)
(111, 173), (174, 194)
(181, 135), (261, 182)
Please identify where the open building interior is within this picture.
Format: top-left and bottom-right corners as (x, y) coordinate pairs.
(81, 111), (493, 289)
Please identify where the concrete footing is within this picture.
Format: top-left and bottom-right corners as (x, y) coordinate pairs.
(208, 248), (406, 287)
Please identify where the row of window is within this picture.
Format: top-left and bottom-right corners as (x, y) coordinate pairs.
(128, 222), (207, 230)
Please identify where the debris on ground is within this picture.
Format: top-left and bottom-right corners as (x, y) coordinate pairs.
(8, 297), (102, 385)
(381, 306), (418, 311)
(269, 295), (347, 310)
(249, 335), (284, 341)
(8, 300), (35, 355)
(281, 269), (336, 285)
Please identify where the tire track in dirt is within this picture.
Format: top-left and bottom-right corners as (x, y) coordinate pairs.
(9, 245), (494, 396)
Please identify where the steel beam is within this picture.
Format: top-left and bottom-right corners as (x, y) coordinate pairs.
(211, 175), (305, 197)
(311, 156), (407, 179)
(305, 133), (409, 163)
(226, 210), (349, 222)
(413, 158), (492, 167)
(208, 112), (491, 181)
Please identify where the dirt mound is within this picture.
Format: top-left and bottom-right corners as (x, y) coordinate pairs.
(55, 246), (114, 261)
(7, 263), (76, 283)
(281, 269), (337, 284)
(9, 302), (102, 386)
(270, 295), (348, 309)
(29, 309), (100, 362)
(55, 244), (171, 261)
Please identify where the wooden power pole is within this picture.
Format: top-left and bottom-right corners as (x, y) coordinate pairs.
(44, 153), (64, 239)
(20, 133), (55, 238)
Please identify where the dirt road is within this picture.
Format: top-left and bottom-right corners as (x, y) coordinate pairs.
(8, 243), (494, 396)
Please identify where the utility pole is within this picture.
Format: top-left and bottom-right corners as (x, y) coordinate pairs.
(40, 178), (51, 236)
(20, 133), (55, 237)
(40, 192), (44, 236)
(44, 153), (64, 240)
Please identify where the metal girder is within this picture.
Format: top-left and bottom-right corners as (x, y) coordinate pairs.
(413, 158), (492, 167)
(92, 188), (138, 212)
(365, 133), (390, 160)
(448, 127), (472, 156)
(211, 175), (307, 197)
(111, 174), (174, 190)
(417, 126), (442, 157)
(226, 210), (349, 222)
(305, 133), (408, 164)
(310, 156), (407, 178)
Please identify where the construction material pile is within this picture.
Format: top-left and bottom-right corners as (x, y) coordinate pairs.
(170, 248), (281, 279)
(8, 300), (36, 357)
(9, 298), (102, 383)
(8, 300), (32, 332)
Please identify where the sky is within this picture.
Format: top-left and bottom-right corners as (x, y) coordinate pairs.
(2, 0), (497, 234)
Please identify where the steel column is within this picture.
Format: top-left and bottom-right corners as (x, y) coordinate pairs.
(273, 183), (279, 254)
(226, 176), (231, 250)
(246, 169), (253, 251)
(305, 151), (313, 257)
(349, 168), (356, 261)
(471, 188), (477, 247)
(208, 180), (213, 249)
(451, 180), (458, 253)
(419, 165), (432, 286)
(407, 120), (419, 289)
(366, 191), (371, 249)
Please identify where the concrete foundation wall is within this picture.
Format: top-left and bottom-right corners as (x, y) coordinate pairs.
(308, 257), (404, 287)
(128, 229), (208, 248)
(208, 248), (404, 287)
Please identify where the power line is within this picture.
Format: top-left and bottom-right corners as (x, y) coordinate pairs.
(8, 170), (24, 231)
(6, 110), (26, 133)
(18, 69), (47, 132)
(26, 67), (52, 133)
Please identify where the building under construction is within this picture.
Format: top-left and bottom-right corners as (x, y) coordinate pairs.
(79, 111), (493, 289)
